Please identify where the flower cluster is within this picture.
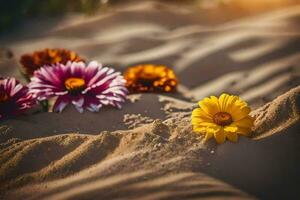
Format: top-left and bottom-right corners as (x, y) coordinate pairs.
(1, 48), (129, 119)
(4, 47), (254, 145)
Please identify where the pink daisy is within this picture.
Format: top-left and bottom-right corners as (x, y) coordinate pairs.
(0, 77), (35, 119)
(29, 61), (127, 113)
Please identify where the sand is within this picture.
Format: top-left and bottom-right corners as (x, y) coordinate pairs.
(0, 86), (299, 200)
(252, 86), (300, 139)
(1, 1), (300, 199)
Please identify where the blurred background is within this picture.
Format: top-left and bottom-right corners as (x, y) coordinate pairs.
(1, 0), (300, 32)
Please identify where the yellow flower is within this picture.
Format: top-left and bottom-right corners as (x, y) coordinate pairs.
(191, 93), (254, 144)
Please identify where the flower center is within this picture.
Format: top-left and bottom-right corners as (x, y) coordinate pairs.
(0, 91), (9, 104)
(213, 112), (233, 126)
(65, 77), (85, 92)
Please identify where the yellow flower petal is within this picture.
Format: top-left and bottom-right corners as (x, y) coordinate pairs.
(225, 124), (252, 136)
(224, 125), (238, 132)
(231, 106), (251, 121)
(196, 122), (220, 128)
(225, 131), (238, 142)
(234, 116), (254, 128)
(192, 118), (208, 125)
(235, 98), (248, 108)
(192, 115), (213, 125)
(204, 132), (213, 141)
(214, 128), (226, 144)
(210, 96), (221, 111)
(192, 108), (213, 121)
(223, 95), (239, 113)
(193, 126), (207, 133)
(198, 97), (219, 117)
(237, 127), (252, 135)
(193, 124), (220, 133)
(219, 93), (230, 112)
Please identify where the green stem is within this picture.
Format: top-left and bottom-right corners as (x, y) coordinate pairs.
(40, 100), (49, 112)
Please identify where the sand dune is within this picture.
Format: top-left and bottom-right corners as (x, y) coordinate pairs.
(1, 118), (252, 200)
(251, 86), (300, 139)
(0, 86), (299, 199)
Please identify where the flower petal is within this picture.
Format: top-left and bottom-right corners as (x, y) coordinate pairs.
(223, 95), (239, 113)
(214, 128), (226, 144)
(231, 105), (251, 121)
(225, 131), (238, 142)
(234, 116), (254, 128)
(219, 93), (231, 112)
(0, 78), (35, 119)
(204, 132), (214, 141)
(191, 108), (213, 123)
(53, 96), (69, 112)
(237, 127), (252, 136)
(224, 125), (238, 132)
(198, 96), (220, 117)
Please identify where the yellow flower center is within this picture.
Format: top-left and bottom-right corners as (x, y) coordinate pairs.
(0, 91), (9, 104)
(65, 77), (85, 92)
(213, 112), (233, 126)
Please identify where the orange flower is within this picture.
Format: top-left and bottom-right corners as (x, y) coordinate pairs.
(20, 48), (84, 77)
(124, 64), (178, 93)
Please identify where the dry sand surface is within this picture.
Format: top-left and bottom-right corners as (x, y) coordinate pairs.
(0, 86), (299, 200)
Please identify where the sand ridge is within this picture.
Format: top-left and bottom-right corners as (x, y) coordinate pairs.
(0, 86), (299, 199)
(0, 118), (253, 200)
(251, 85), (300, 139)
